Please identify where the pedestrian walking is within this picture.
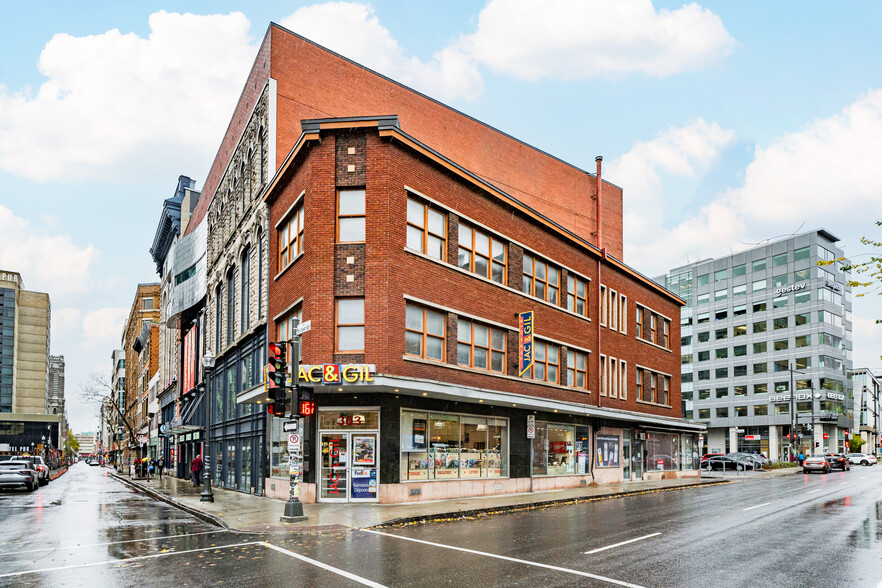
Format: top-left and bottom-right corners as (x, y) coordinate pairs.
(157, 457), (164, 480)
(190, 454), (203, 487)
(148, 458), (156, 479)
(797, 452), (805, 466)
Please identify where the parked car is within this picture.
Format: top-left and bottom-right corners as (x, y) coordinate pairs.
(0, 460), (39, 491)
(30, 456), (50, 485)
(703, 455), (755, 471)
(825, 454), (850, 471)
(846, 453), (878, 466)
(802, 455), (831, 474)
(700, 453), (725, 465)
(729, 452), (767, 469)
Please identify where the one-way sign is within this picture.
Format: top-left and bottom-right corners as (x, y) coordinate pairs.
(283, 420), (299, 433)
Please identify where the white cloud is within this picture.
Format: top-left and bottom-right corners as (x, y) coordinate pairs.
(620, 90), (882, 276)
(82, 307), (129, 347)
(0, 205), (97, 295)
(0, 10), (256, 183)
(460, 0), (736, 81)
(279, 2), (483, 102)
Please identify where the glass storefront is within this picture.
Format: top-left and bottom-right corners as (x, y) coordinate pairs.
(646, 432), (680, 471)
(319, 409), (379, 502)
(400, 410), (508, 481)
(531, 422), (590, 476)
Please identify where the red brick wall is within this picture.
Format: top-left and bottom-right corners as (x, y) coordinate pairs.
(267, 127), (680, 420)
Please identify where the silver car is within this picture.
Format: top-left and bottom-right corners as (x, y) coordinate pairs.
(30, 456), (50, 485)
(0, 460), (39, 491)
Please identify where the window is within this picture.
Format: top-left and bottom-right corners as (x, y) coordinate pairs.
(608, 357), (618, 398)
(715, 348), (728, 359)
(214, 284), (223, 350)
(735, 406), (747, 417)
(338, 188), (366, 242)
(795, 334), (811, 348)
(773, 252), (788, 267)
(795, 356), (811, 370)
(405, 303), (444, 361)
(794, 268), (811, 282)
(734, 325), (747, 337)
(734, 345), (747, 357)
(698, 389), (710, 400)
(696, 274), (709, 286)
(530, 342), (559, 384)
(649, 314), (657, 343)
(682, 390), (692, 401)
(794, 246), (810, 261)
(636, 370), (643, 399)
(567, 275), (589, 318)
(734, 365), (747, 377)
(775, 404), (790, 415)
(773, 339), (789, 351)
(609, 289), (619, 331)
(753, 341), (767, 353)
(698, 331), (710, 343)
(698, 370), (710, 381)
(682, 335), (692, 346)
(733, 284), (746, 297)
(662, 320), (669, 348)
(773, 296), (788, 309)
(714, 269), (727, 282)
(277, 306), (303, 362)
(715, 328), (727, 340)
(407, 197), (446, 260)
(818, 311), (843, 327)
(753, 321), (767, 334)
(716, 387), (728, 398)
(696, 293), (709, 305)
(754, 362), (767, 374)
(794, 291), (811, 305)
(279, 205), (304, 267)
(715, 289), (727, 301)
(258, 231), (265, 317)
(226, 268), (235, 346)
(773, 317), (788, 330)
(698, 409), (711, 419)
(240, 248), (250, 333)
(567, 349), (589, 390)
(774, 360), (789, 372)
(716, 407), (729, 418)
(752, 279), (767, 292)
(457, 318), (505, 373)
(734, 385), (747, 396)
(753, 301), (767, 313)
(715, 367), (728, 378)
(698, 350), (710, 361)
(661, 376), (669, 405)
(773, 274), (788, 288)
(141, 297), (154, 310)
(459, 225), (505, 283)
(794, 312), (810, 326)
(697, 312), (709, 324)
(715, 310), (728, 321)
(754, 405), (768, 416)
(752, 258), (767, 272)
(635, 306), (643, 338)
(754, 383), (768, 394)
(523, 254), (559, 304)
(681, 353), (692, 364)
(619, 295), (628, 334)
(732, 264), (746, 277)
(336, 298), (365, 352)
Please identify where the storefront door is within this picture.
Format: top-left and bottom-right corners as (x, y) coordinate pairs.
(622, 438), (631, 480)
(631, 440), (644, 480)
(319, 431), (379, 502)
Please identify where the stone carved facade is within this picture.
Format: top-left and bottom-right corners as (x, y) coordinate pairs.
(206, 85), (270, 358)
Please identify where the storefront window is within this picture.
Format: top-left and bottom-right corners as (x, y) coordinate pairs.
(681, 434), (699, 469)
(531, 422), (580, 475)
(400, 410), (508, 481)
(319, 410), (380, 430)
(239, 438), (252, 491)
(646, 432), (680, 471)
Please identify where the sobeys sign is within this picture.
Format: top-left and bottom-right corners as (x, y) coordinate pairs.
(295, 364), (376, 385)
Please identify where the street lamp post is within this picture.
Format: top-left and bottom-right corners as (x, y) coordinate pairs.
(201, 352), (216, 503)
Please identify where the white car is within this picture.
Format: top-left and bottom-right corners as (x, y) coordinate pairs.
(845, 453), (878, 466)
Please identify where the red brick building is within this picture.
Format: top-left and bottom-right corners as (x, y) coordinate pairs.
(187, 24), (701, 503)
(262, 116), (701, 503)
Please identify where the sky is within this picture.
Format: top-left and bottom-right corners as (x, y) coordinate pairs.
(1, 0), (881, 433)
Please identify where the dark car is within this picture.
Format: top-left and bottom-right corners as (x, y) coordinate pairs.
(0, 460), (39, 491)
(729, 452), (766, 469)
(700, 453), (725, 465)
(802, 455), (831, 474)
(826, 454), (850, 471)
(703, 455), (753, 471)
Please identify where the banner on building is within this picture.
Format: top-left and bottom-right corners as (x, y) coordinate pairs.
(518, 311), (534, 377)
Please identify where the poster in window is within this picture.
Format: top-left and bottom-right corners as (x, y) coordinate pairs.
(352, 469), (377, 498)
(596, 435), (620, 468)
(353, 435), (375, 466)
(412, 419), (427, 449)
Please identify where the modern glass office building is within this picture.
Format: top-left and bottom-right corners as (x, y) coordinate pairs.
(659, 229), (853, 460)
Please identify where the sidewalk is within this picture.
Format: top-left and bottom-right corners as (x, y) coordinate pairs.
(109, 469), (735, 534)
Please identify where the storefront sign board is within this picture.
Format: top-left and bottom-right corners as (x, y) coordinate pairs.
(518, 311), (534, 376)
(295, 364), (376, 384)
(351, 469), (377, 498)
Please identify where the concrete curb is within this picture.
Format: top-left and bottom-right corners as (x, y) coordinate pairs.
(368, 480), (729, 529)
(109, 471), (229, 530)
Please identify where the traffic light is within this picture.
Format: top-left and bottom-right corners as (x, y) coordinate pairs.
(815, 442), (820, 448)
(267, 342), (288, 415)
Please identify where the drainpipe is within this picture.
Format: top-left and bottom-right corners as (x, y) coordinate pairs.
(595, 156), (603, 250)
(595, 156), (604, 411)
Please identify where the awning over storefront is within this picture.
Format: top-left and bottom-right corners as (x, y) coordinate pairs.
(160, 390), (203, 435)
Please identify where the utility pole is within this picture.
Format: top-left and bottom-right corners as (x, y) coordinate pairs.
(281, 317), (309, 523)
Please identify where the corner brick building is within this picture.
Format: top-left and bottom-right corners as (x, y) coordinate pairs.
(186, 24), (701, 503)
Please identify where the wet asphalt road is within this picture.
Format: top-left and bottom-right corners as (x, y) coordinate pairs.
(2, 462), (881, 587)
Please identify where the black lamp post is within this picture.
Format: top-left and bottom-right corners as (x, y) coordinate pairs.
(201, 352), (215, 503)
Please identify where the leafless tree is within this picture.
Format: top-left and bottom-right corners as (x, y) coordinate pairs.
(79, 371), (138, 449)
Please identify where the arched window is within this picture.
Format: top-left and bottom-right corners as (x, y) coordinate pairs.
(257, 230), (264, 318)
(258, 127), (266, 185)
(247, 149), (253, 199)
(215, 284), (223, 350)
(226, 268), (236, 345)
(240, 162), (246, 208)
(241, 247), (251, 332)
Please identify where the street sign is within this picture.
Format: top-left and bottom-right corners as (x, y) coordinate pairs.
(283, 420), (300, 433)
(295, 320), (312, 335)
(736, 429), (745, 433)
(287, 433), (301, 451)
(526, 415), (535, 439)
(137, 435), (148, 445)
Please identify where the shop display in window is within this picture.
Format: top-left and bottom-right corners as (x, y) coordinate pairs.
(353, 436), (375, 465)
(596, 435), (620, 467)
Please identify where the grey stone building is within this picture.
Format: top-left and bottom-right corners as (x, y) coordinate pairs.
(658, 229), (853, 460)
(851, 369), (880, 454)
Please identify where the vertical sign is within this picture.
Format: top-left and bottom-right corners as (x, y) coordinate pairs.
(518, 311), (534, 377)
(527, 414), (535, 439)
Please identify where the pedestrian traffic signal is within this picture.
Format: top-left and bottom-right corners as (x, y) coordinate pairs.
(299, 400), (315, 417)
(266, 342), (288, 390)
(815, 442), (820, 448)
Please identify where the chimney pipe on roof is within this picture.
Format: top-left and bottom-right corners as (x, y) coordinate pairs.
(595, 156), (603, 249)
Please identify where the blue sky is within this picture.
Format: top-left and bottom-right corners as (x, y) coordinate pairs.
(2, 1), (881, 433)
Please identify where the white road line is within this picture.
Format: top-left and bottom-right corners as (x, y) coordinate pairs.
(742, 503), (770, 511)
(0, 529), (232, 556)
(262, 542), (387, 587)
(584, 533), (662, 555)
(838, 482), (847, 485)
(363, 529), (646, 588)
(807, 489), (822, 494)
(0, 541), (260, 578)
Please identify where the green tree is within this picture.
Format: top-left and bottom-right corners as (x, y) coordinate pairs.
(849, 434), (867, 453)
(66, 430), (79, 458)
